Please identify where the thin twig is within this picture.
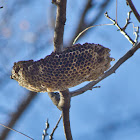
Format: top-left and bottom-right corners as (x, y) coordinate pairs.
(0, 92), (38, 140)
(116, 0), (117, 23)
(126, 0), (140, 23)
(73, 23), (113, 44)
(104, 12), (135, 45)
(42, 119), (50, 140)
(0, 123), (34, 140)
(133, 26), (139, 44)
(70, 0), (92, 45)
(49, 115), (62, 140)
(70, 0), (111, 45)
(121, 11), (132, 31)
(70, 42), (140, 97)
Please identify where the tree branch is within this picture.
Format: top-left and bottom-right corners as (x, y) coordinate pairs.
(105, 12), (135, 45)
(58, 89), (72, 140)
(126, 0), (140, 23)
(70, 42), (140, 97)
(51, 1), (73, 140)
(53, 0), (67, 52)
(48, 91), (73, 140)
(49, 114), (62, 140)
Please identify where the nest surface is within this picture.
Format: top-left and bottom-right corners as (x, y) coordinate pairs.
(11, 43), (113, 92)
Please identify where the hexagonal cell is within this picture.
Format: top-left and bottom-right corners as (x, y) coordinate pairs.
(11, 43), (113, 92)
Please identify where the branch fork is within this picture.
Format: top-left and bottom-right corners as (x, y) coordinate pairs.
(48, 1), (140, 140)
(104, 11), (137, 45)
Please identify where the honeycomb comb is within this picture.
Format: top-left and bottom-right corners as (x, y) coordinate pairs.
(11, 43), (113, 92)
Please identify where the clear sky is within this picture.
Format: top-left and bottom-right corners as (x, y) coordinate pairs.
(0, 0), (140, 140)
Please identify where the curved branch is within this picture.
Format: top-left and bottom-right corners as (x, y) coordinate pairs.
(70, 0), (111, 45)
(126, 0), (140, 23)
(70, 42), (140, 97)
(69, 0), (92, 45)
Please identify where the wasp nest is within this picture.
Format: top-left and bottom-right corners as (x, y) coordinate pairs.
(11, 43), (113, 92)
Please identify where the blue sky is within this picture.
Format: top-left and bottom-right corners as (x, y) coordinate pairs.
(0, 0), (140, 140)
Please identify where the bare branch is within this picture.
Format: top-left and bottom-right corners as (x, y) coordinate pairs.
(126, 0), (140, 23)
(73, 23), (113, 44)
(133, 26), (139, 43)
(105, 12), (135, 45)
(71, 42), (140, 97)
(53, 0), (67, 53)
(49, 115), (62, 140)
(0, 123), (34, 140)
(42, 119), (49, 140)
(51, 1), (73, 140)
(122, 11), (132, 31)
(58, 89), (72, 140)
(48, 91), (72, 140)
